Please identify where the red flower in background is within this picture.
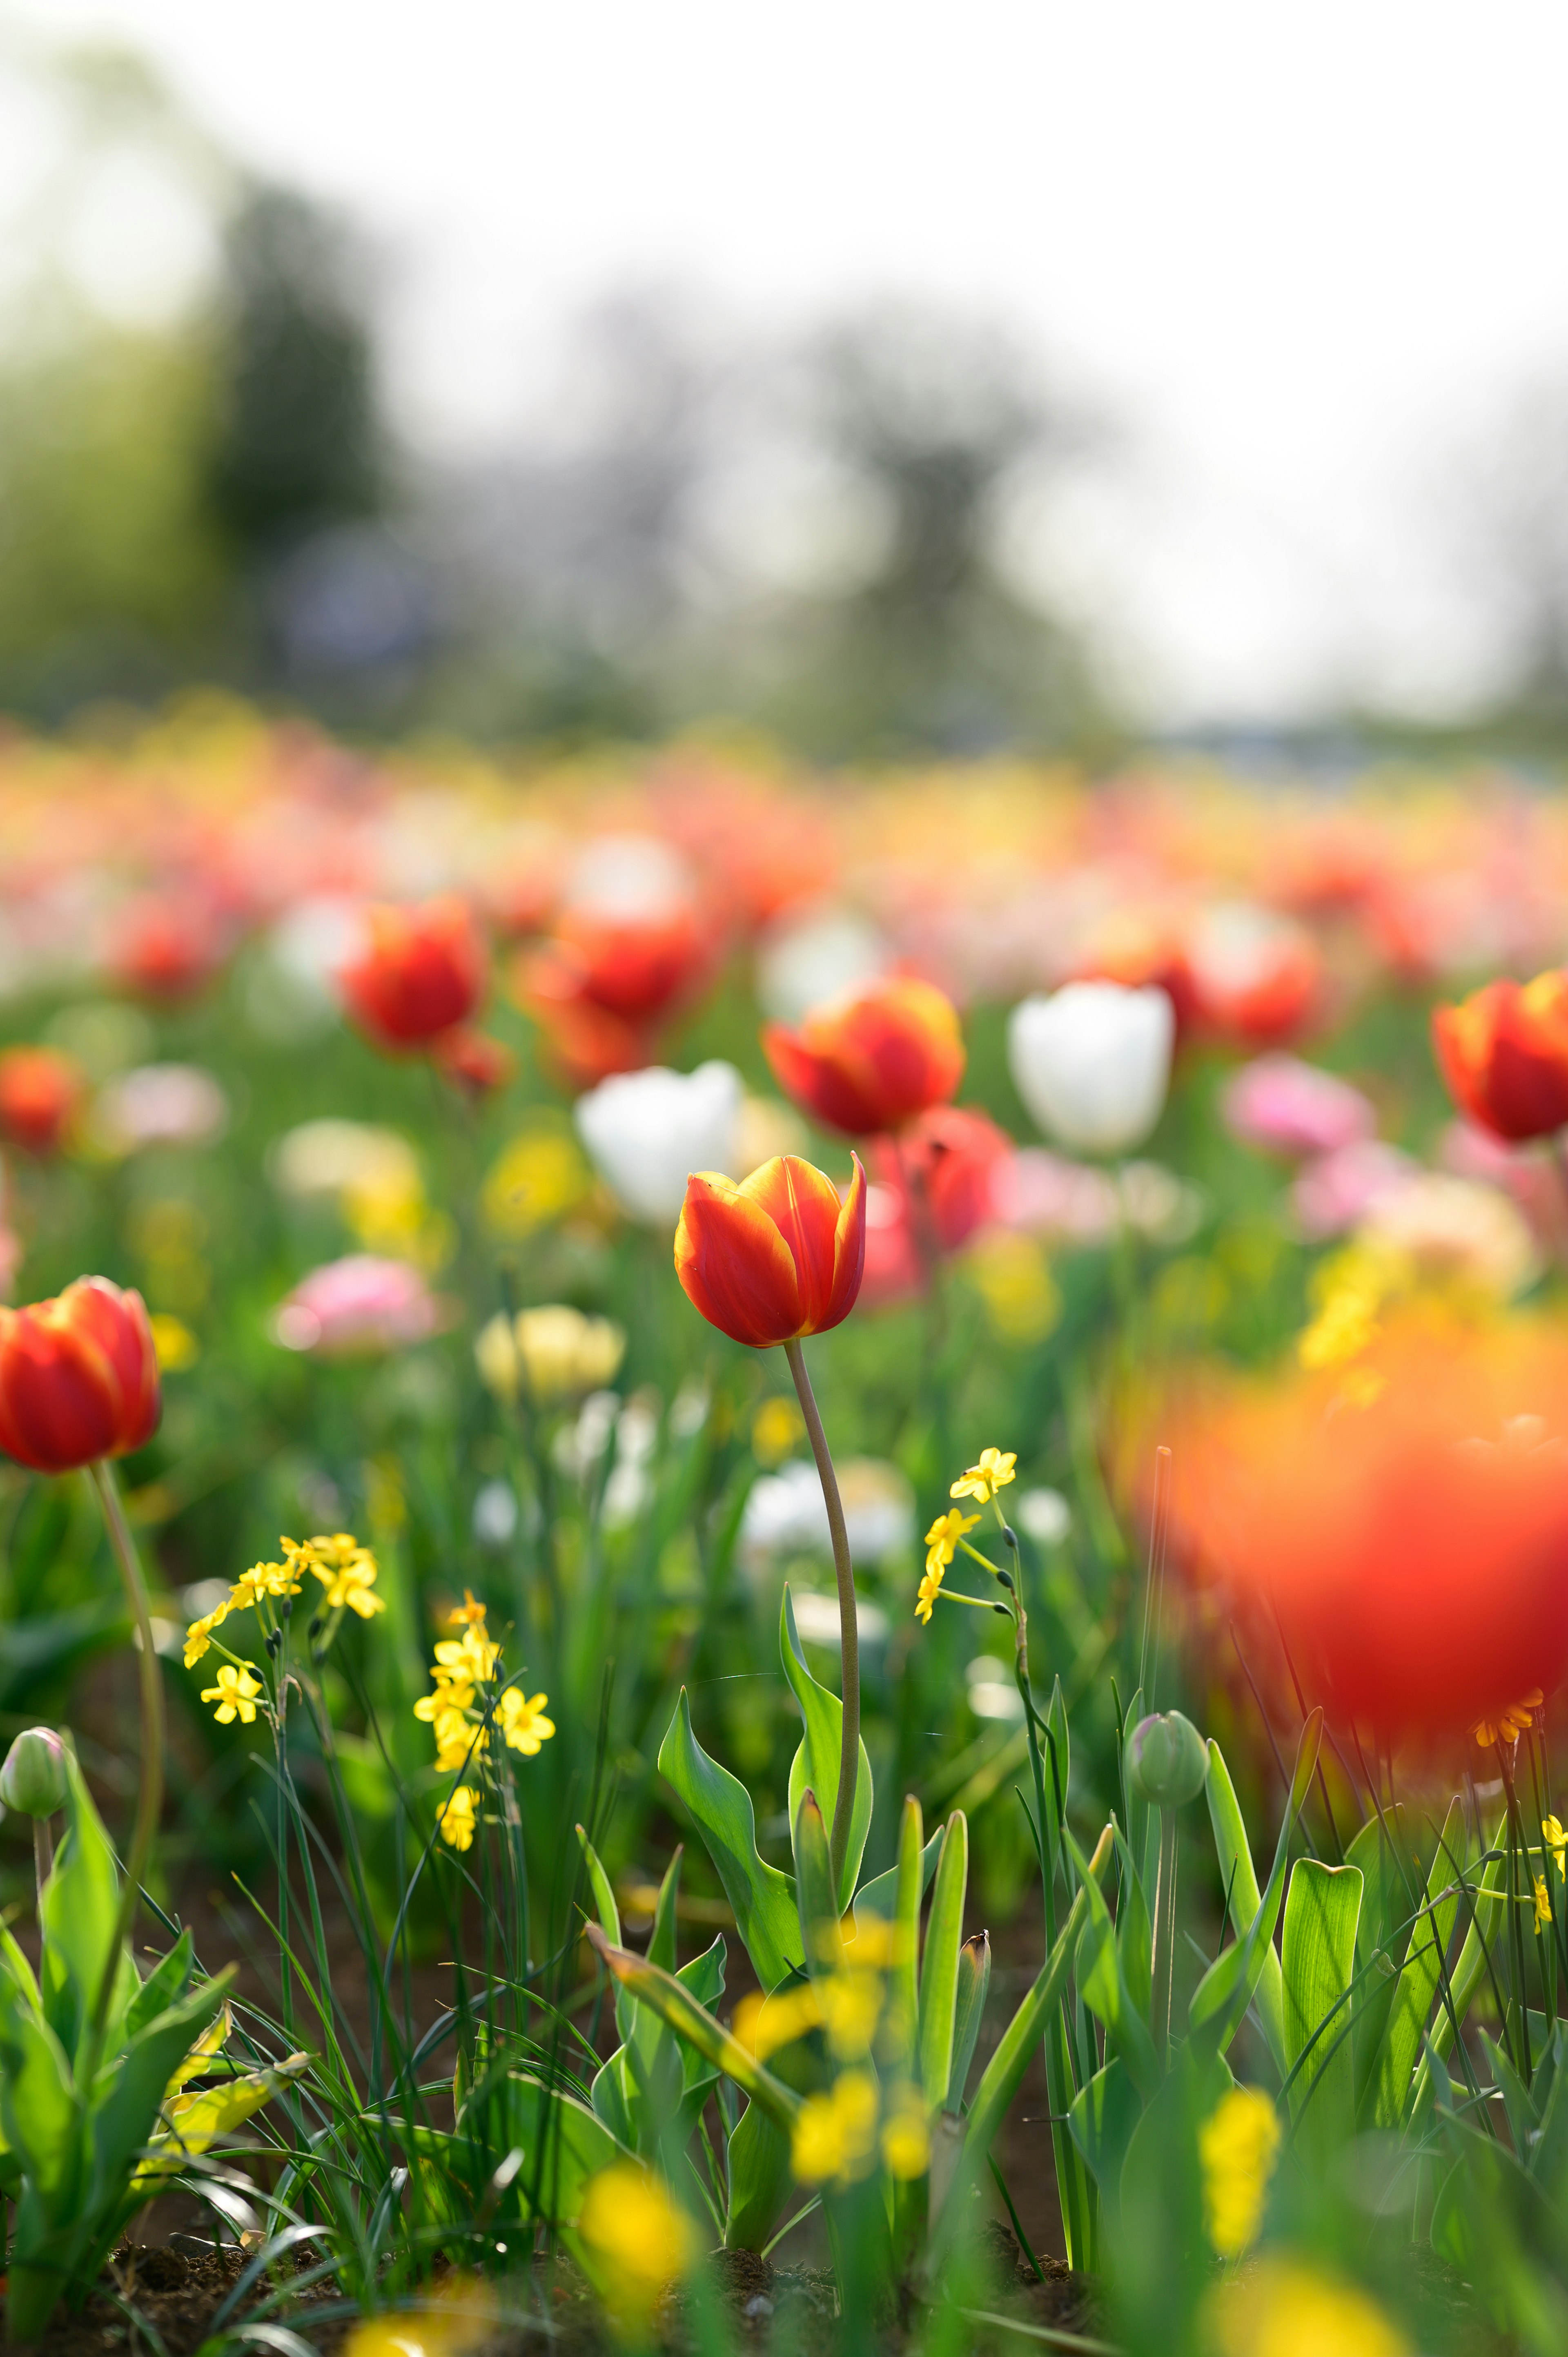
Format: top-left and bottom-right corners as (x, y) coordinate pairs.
(675, 1153), (866, 1348)
(0, 1047), (85, 1156)
(109, 893), (230, 1001)
(858, 1107), (1013, 1308)
(1081, 905), (1322, 1048)
(518, 903), (715, 1086)
(0, 1277), (161, 1474)
(1432, 971), (1568, 1143)
(763, 976), (965, 1137)
(1158, 1315), (1568, 1748)
(339, 897), (487, 1051)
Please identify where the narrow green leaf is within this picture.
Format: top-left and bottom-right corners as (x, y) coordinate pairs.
(918, 1812), (968, 2110)
(575, 1825), (621, 1947)
(946, 1932), (990, 2114)
(658, 1688), (800, 1991)
(888, 1795), (923, 2072)
(586, 1925), (801, 2132)
(855, 1825), (941, 1923)
(1205, 1738), (1286, 2072)
(781, 1588), (873, 1908)
(1189, 1708), (1321, 2055)
(1282, 1858), (1362, 2154)
(1067, 2057), (1142, 2230)
(793, 1790), (842, 1977)
(725, 2098), (793, 2251)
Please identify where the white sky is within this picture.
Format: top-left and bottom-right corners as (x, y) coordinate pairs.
(11, 0), (1568, 723)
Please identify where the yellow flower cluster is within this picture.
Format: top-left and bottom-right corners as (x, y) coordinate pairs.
(576, 2159), (698, 2321)
(413, 1591), (555, 1846)
(1198, 2085), (1281, 2258)
(915, 1506), (981, 1622)
(186, 1531), (385, 1729)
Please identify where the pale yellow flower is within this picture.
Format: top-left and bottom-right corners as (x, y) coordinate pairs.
(950, 1447), (1017, 1504)
(1199, 2086), (1281, 2258)
(499, 1689), (555, 1756)
(577, 2160), (698, 2319)
(1536, 1875), (1553, 1934)
(1544, 1814), (1567, 1879)
(448, 1589), (490, 1628)
(437, 1785), (479, 1851)
(183, 1601), (228, 1668)
(1207, 2258), (1410, 2357)
(880, 2091), (931, 2180)
(752, 1396), (805, 1466)
(817, 1970), (882, 2060)
(149, 1313), (200, 1372)
(791, 2069), (880, 2185)
(915, 1564), (944, 1624)
(924, 1506), (982, 1578)
(202, 1663), (263, 1726)
(311, 1543), (385, 1618)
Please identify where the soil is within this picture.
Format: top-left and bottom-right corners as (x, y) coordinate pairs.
(1, 2243), (247, 2357)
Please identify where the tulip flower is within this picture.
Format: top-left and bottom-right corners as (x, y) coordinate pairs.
(1221, 1054), (1376, 1160)
(675, 1153), (866, 1350)
(577, 1061), (744, 1226)
(0, 1045), (85, 1156)
(339, 896), (486, 1051)
(273, 1255), (443, 1358)
(763, 974), (965, 1137)
(1432, 970), (1568, 1142)
(1007, 981), (1174, 1155)
(519, 898), (715, 1085)
(0, 1276), (160, 1475)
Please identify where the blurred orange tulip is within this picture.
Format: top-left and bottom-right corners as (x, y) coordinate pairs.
(340, 897), (486, 1050)
(1432, 970), (1568, 1143)
(518, 905), (715, 1086)
(0, 1277), (161, 1474)
(0, 1046), (85, 1156)
(675, 1153), (866, 1348)
(763, 976), (964, 1136)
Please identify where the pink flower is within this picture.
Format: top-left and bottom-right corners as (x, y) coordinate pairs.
(1222, 1054), (1376, 1160)
(1291, 1140), (1417, 1241)
(274, 1255), (444, 1358)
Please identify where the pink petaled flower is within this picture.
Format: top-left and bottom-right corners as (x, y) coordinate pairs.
(274, 1255), (444, 1358)
(1222, 1054), (1376, 1160)
(988, 1148), (1121, 1246)
(1291, 1139), (1417, 1241)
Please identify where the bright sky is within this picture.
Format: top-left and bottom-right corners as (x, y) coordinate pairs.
(13, 0), (1568, 722)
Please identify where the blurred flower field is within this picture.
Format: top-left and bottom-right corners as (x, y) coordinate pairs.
(6, 697), (1568, 2348)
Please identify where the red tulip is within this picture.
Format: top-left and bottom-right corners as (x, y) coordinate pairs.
(339, 897), (486, 1050)
(433, 1026), (516, 1097)
(1432, 971), (1568, 1143)
(675, 1154), (866, 1348)
(0, 1046), (85, 1156)
(1159, 1314), (1568, 1748)
(0, 1278), (161, 1474)
(763, 977), (964, 1137)
(109, 894), (229, 1001)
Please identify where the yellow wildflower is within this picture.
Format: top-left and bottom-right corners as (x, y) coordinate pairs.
(732, 1982), (822, 2064)
(881, 2090), (931, 2180)
(435, 1627), (501, 1683)
(752, 1396), (805, 1466)
(448, 1589), (490, 1628)
(309, 1548), (385, 1617)
(149, 1313), (200, 1372)
(915, 1563), (945, 1624)
(231, 1558), (302, 1610)
(817, 1970), (882, 2060)
(1199, 2085), (1281, 2258)
(1544, 1815), (1567, 1879)
(1535, 1875), (1553, 1933)
(201, 1663), (263, 1726)
(577, 2160), (698, 2321)
(791, 2069), (880, 2185)
(950, 1447), (1017, 1504)
(1207, 2257), (1410, 2357)
(925, 1506), (982, 1578)
(183, 1601), (228, 1668)
(499, 1688), (555, 1756)
(437, 1785), (480, 1851)
(1474, 1687), (1544, 1747)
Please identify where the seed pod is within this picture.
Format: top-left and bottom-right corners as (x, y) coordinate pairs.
(1126, 1709), (1209, 1808)
(0, 1727), (68, 1818)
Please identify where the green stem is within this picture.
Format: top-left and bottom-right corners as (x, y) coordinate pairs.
(1152, 1803), (1178, 2065)
(87, 1459), (164, 2043)
(784, 1337), (858, 1900)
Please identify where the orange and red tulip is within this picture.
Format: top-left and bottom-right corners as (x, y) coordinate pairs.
(0, 1277), (160, 1474)
(433, 1026), (516, 1097)
(675, 1153), (866, 1348)
(763, 977), (964, 1137)
(1432, 970), (1568, 1143)
(339, 896), (486, 1050)
(517, 905), (716, 1087)
(0, 1046), (85, 1156)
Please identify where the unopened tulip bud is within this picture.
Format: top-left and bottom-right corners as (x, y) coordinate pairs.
(0, 1727), (68, 1817)
(1127, 1710), (1208, 1808)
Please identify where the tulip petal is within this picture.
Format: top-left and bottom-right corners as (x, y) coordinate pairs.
(675, 1170), (803, 1348)
(823, 1152), (868, 1331)
(738, 1155), (847, 1333)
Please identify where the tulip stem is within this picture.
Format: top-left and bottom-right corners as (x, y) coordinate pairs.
(1152, 1802), (1178, 2066)
(784, 1337), (858, 1899)
(87, 1459), (164, 2042)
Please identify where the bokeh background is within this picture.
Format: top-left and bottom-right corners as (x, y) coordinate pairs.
(6, 1), (1568, 758)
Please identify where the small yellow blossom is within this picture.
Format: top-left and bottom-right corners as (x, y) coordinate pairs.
(924, 1506), (982, 1578)
(577, 2160), (698, 2320)
(231, 1559), (302, 1611)
(435, 1627), (501, 1683)
(201, 1663), (263, 1726)
(915, 1564), (945, 1624)
(437, 1785), (480, 1851)
(183, 1601), (228, 1668)
(753, 1395), (806, 1466)
(306, 1534), (385, 1617)
(817, 1971), (882, 2060)
(791, 2069), (880, 2185)
(149, 1313), (200, 1372)
(1535, 1875), (1553, 1933)
(950, 1447), (1017, 1505)
(499, 1688), (555, 1756)
(1474, 1688), (1544, 1747)
(881, 2091), (931, 2180)
(1199, 2086), (1281, 2259)
(732, 1982), (822, 2064)
(448, 1588), (490, 1627)
(1207, 2257), (1410, 2357)
(1544, 1815), (1567, 1879)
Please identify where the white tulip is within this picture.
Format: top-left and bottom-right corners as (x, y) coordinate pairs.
(1007, 982), (1174, 1156)
(575, 1059), (743, 1224)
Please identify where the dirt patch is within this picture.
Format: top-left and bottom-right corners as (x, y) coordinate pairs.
(4, 2243), (246, 2357)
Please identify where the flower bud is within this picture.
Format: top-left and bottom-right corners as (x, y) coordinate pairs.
(0, 1727), (68, 1817)
(1127, 1710), (1208, 1808)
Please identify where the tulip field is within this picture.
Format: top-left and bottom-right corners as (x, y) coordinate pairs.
(8, 703), (1568, 2351)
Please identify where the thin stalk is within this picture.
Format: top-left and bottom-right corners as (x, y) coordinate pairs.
(1151, 1804), (1178, 2065)
(87, 1458), (163, 2043)
(32, 1815), (52, 1898)
(783, 1337), (858, 1897)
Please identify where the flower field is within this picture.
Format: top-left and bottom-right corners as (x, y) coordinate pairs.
(3, 699), (1568, 2350)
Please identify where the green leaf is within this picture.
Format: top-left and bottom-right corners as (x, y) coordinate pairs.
(1362, 1797), (1463, 2129)
(575, 1826), (621, 1947)
(725, 2100), (793, 2252)
(586, 1925), (802, 2134)
(918, 1812), (968, 2110)
(1282, 1858), (1362, 2155)
(658, 1688), (800, 1991)
(1042, 1675), (1071, 1878)
(1067, 2057), (1142, 2231)
(855, 1825), (941, 1924)
(41, 1750), (136, 2067)
(947, 1932), (990, 2115)
(1344, 1807), (1419, 2123)
(124, 1931), (195, 2043)
(0, 1966), (78, 2204)
(793, 1790), (842, 1977)
(1406, 1813), (1507, 2121)
(87, 1974), (232, 2226)
(1204, 1738), (1286, 2074)
(781, 1588), (873, 1909)
(129, 2052), (309, 2197)
(1189, 1708), (1321, 2057)
(1076, 1850), (1159, 2102)
(885, 1795), (923, 2072)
